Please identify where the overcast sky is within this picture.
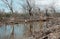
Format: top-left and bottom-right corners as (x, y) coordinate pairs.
(0, 0), (60, 12)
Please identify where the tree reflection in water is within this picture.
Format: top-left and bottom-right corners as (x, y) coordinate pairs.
(0, 24), (26, 39)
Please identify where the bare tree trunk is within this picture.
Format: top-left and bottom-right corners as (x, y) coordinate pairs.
(10, 8), (13, 14)
(29, 8), (33, 16)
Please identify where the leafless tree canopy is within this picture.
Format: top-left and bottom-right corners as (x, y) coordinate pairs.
(1, 0), (13, 14)
(19, 0), (35, 16)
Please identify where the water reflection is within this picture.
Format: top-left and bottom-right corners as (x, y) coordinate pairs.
(14, 24), (26, 39)
(0, 22), (40, 39)
(0, 25), (13, 39)
(0, 23), (27, 39)
(0, 25), (6, 39)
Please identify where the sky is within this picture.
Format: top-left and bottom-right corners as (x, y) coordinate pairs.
(0, 0), (60, 12)
(36, 0), (60, 11)
(0, 0), (23, 12)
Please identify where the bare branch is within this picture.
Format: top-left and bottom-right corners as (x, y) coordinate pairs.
(19, 0), (35, 16)
(1, 0), (13, 14)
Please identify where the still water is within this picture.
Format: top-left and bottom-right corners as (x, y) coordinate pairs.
(0, 22), (41, 39)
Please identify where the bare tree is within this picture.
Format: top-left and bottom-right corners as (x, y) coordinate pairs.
(19, 0), (36, 36)
(1, 0), (13, 14)
(49, 1), (56, 13)
(43, 2), (56, 31)
(1, 0), (14, 38)
(19, 0), (35, 16)
(49, 6), (56, 13)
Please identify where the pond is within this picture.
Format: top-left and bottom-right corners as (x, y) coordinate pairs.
(0, 22), (41, 39)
